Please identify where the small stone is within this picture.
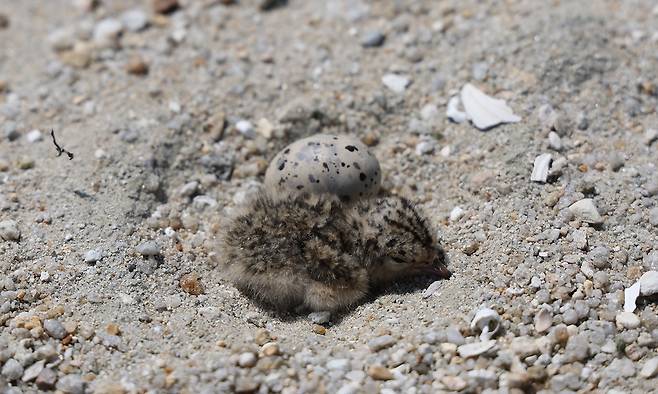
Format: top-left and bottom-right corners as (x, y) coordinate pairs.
(415, 139), (436, 155)
(84, 249), (102, 263)
(308, 311), (331, 324)
(441, 376), (467, 391)
(136, 240), (160, 256)
(152, 0), (179, 14)
(36, 368), (57, 390)
(236, 120), (255, 138)
(180, 272), (204, 295)
(1, 359), (23, 381)
(649, 208), (658, 227)
(44, 319), (67, 339)
(449, 206), (465, 222)
(312, 324), (326, 335)
(238, 352), (257, 368)
(361, 31), (386, 47)
(106, 323), (121, 336)
(26, 129), (43, 143)
(56, 374), (85, 394)
(121, 9), (149, 32)
(644, 129), (658, 146)
(178, 181), (199, 198)
(564, 334), (589, 362)
(572, 229), (587, 250)
(126, 57), (149, 75)
(462, 241), (479, 256)
(640, 271), (658, 296)
(616, 312), (641, 329)
(17, 157), (35, 169)
(640, 357), (658, 378)
(534, 308), (552, 333)
(548, 132), (562, 151)
(569, 198), (603, 224)
(261, 342), (279, 357)
(21, 360), (45, 382)
(93, 18), (123, 48)
(256, 118), (274, 139)
(0, 220), (20, 241)
(368, 335), (396, 351)
(382, 74), (410, 94)
(327, 359), (351, 371)
(589, 245), (611, 269)
(367, 365), (393, 380)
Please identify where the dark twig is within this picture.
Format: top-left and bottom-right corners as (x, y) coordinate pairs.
(50, 129), (74, 160)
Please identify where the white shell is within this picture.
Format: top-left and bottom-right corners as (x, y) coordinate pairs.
(624, 281), (641, 313)
(534, 308), (552, 333)
(264, 134), (381, 200)
(422, 280), (442, 299)
(460, 83), (521, 130)
(457, 340), (496, 358)
(530, 153), (552, 183)
(446, 96), (467, 123)
(470, 308), (501, 341)
(568, 198), (604, 224)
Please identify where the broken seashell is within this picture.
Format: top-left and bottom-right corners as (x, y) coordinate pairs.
(531, 153), (552, 183)
(457, 340), (497, 358)
(624, 281), (641, 313)
(460, 83), (521, 130)
(446, 96), (468, 123)
(470, 308), (501, 340)
(534, 308), (552, 333)
(422, 280), (442, 299)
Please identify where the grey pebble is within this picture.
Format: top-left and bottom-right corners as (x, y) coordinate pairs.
(21, 360), (45, 382)
(136, 240), (161, 256)
(640, 357), (658, 378)
(326, 358), (351, 371)
(121, 9), (148, 32)
(360, 31), (385, 47)
(0, 219), (20, 241)
(648, 207), (658, 227)
(43, 319), (67, 339)
(308, 311), (331, 324)
(238, 352), (257, 368)
(84, 249), (102, 264)
(446, 325), (465, 345)
(367, 335), (396, 351)
(1, 358), (23, 381)
(56, 374), (86, 394)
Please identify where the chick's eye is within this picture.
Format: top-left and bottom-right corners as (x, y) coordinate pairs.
(391, 256), (406, 264)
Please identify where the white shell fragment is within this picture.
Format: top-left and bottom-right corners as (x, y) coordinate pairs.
(470, 308), (501, 341)
(568, 198), (603, 224)
(457, 340), (496, 358)
(530, 153), (552, 183)
(548, 131), (562, 151)
(624, 281), (641, 313)
(264, 134), (381, 200)
(534, 308), (552, 333)
(422, 280), (442, 299)
(460, 83), (521, 130)
(446, 96), (467, 123)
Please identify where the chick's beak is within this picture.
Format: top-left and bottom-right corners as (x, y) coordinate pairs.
(417, 259), (452, 279)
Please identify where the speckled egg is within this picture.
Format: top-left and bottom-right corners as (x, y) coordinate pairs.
(264, 134), (381, 200)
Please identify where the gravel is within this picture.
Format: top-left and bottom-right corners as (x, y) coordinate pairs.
(1, 1), (658, 393)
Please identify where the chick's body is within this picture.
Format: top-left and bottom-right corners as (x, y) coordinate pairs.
(221, 193), (449, 312)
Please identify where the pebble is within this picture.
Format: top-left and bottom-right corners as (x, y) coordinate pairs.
(639, 271), (658, 295)
(639, 357), (658, 378)
(649, 207), (658, 227)
(644, 128), (658, 146)
(152, 0), (179, 14)
(261, 342), (279, 356)
(84, 249), (102, 263)
(21, 360), (45, 382)
(360, 31), (385, 47)
(572, 229), (587, 250)
(588, 245), (610, 269)
(238, 352), (257, 368)
(236, 120), (256, 138)
(121, 9), (149, 32)
(441, 376), (467, 391)
(180, 272), (204, 295)
(26, 129), (43, 143)
(93, 18), (123, 47)
(382, 74), (410, 94)
(616, 312), (641, 329)
(136, 240), (161, 256)
(0, 219), (20, 241)
(548, 131), (562, 150)
(327, 359), (351, 371)
(367, 365), (393, 380)
(569, 198), (604, 224)
(56, 374), (85, 394)
(126, 57), (149, 75)
(308, 311), (331, 324)
(368, 335), (396, 351)
(35, 368), (57, 390)
(1, 359), (23, 381)
(44, 319), (67, 339)
(415, 139), (435, 155)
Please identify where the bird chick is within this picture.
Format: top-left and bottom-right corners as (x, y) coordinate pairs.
(220, 193), (450, 312)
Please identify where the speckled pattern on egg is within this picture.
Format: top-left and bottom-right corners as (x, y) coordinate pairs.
(264, 134), (381, 200)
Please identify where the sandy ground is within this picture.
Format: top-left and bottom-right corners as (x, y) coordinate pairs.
(1, 0), (658, 393)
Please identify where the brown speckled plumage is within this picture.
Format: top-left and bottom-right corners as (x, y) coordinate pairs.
(220, 193), (450, 312)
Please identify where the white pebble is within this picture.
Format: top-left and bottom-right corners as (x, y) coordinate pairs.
(381, 74), (410, 94)
(238, 352), (257, 368)
(616, 311), (641, 329)
(446, 96), (467, 123)
(569, 198), (603, 224)
(0, 220), (20, 241)
(639, 271), (658, 296)
(236, 120), (255, 138)
(449, 206), (464, 222)
(93, 18), (123, 47)
(121, 9), (148, 32)
(644, 128), (658, 146)
(136, 240), (160, 256)
(84, 249), (102, 263)
(640, 357), (658, 378)
(26, 129), (43, 143)
(548, 131), (562, 151)
(420, 104), (439, 120)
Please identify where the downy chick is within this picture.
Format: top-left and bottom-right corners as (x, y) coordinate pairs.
(220, 193), (451, 312)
